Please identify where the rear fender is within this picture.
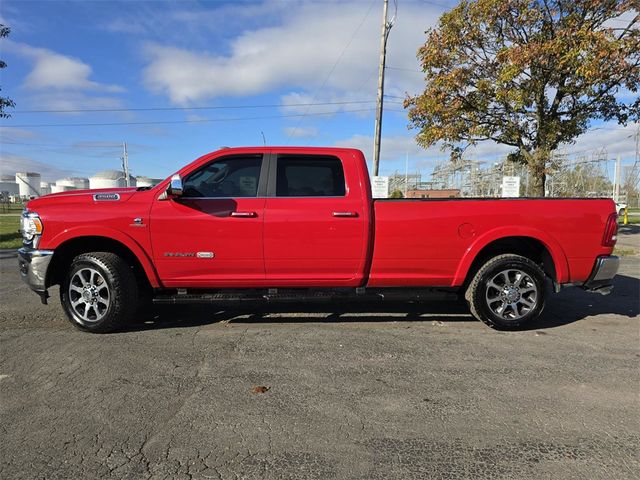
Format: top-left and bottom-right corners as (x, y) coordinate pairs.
(452, 226), (570, 286)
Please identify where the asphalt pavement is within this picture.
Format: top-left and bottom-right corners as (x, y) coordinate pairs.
(0, 248), (638, 479)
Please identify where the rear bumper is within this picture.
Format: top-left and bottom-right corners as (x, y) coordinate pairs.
(18, 247), (54, 301)
(582, 255), (619, 295)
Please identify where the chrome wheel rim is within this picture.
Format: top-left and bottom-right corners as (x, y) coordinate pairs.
(485, 268), (537, 320)
(68, 268), (110, 323)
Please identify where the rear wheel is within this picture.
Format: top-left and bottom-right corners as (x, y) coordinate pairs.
(465, 254), (546, 330)
(60, 252), (138, 333)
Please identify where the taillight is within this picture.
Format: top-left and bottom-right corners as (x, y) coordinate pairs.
(602, 213), (618, 247)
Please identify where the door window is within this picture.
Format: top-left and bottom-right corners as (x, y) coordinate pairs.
(276, 156), (345, 197)
(183, 155), (262, 198)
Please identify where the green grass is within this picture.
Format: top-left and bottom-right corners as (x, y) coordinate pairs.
(614, 247), (638, 257)
(0, 203), (25, 214)
(0, 215), (22, 249)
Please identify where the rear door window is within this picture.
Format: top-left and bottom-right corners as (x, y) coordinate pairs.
(275, 155), (345, 197)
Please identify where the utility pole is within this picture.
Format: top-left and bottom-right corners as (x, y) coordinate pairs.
(373, 0), (393, 177)
(613, 154), (621, 202)
(122, 141), (130, 187)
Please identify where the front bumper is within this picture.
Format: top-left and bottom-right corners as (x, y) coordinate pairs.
(582, 255), (619, 295)
(18, 247), (54, 302)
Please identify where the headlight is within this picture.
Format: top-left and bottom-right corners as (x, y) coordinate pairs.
(21, 211), (43, 244)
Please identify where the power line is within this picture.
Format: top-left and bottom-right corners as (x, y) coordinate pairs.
(1, 140), (125, 147)
(1, 107), (379, 128)
(12, 99), (383, 114)
(286, 0), (378, 141)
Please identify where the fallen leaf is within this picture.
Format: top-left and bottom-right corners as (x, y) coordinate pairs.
(251, 386), (270, 394)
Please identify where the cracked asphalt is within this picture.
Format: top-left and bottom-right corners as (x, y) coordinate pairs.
(1, 246), (639, 478)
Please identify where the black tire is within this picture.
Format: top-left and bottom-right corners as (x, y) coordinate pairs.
(465, 254), (546, 330)
(60, 252), (138, 333)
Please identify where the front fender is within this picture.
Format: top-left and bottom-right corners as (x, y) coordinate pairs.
(452, 226), (570, 286)
(47, 226), (162, 288)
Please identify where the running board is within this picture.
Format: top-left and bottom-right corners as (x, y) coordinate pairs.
(152, 288), (458, 305)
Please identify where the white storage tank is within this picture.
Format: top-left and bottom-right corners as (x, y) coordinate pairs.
(135, 176), (162, 188)
(40, 181), (52, 196)
(89, 170), (136, 189)
(15, 172), (42, 198)
(56, 177), (90, 190)
(51, 184), (77, 194)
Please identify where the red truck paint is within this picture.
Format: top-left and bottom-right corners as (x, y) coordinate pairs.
(18, 146), (619, 332)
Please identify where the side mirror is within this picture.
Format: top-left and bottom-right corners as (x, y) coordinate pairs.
(167, 174), (183, 197)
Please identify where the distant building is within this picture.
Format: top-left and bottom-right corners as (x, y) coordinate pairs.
(51, 184), (77, 194)
(135, 176), (163, 188)
(89, 170), (136, 189)
(15, 172), (42, 198)
(406, 189), (460, 199)
(55, 177), (90, 190)
(40, 181), (52, 196)
(0, 179), (20, 197)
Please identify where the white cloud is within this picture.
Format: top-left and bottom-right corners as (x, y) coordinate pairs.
(336, 121), (637, 177)
(335, 134), (445, 175)
(283, 126), (318, 139)
(562, 122), (638, 159)
(7, 41), (124, 92)
(4, 40), (126, 113)
(0, 127), (40, 142)
(141, 1), (440, 105)
(0, 152), (72, 180)
(25, 92), (125, 114)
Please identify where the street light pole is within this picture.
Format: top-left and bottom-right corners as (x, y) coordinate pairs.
(373, 0), (391, 177)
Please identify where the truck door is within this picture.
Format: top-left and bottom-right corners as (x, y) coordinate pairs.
(263, 153), (368, 287)
(150, 154), (267, 287)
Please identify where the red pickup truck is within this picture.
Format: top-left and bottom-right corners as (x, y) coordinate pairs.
(18, 147), (619, 333)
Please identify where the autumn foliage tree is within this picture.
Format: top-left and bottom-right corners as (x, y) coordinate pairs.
(406, 0), (639, 196)
(1, 24), (16, 119)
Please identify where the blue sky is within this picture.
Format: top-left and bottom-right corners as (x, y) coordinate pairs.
(0, 0), (637, 183)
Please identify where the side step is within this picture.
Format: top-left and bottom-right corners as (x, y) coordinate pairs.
(152, 287), (458, 305)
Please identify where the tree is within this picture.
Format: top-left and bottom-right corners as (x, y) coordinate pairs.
(406, 0), (639, 196)
(389, 189), (404, 198)
(1, 24), (15, 119)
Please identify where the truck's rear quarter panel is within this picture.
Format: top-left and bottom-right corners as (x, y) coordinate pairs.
(369, 198), (615, 287)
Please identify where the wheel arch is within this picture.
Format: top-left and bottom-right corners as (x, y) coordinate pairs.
(454, 231), (569, 288)
(46, 235), (160, 290)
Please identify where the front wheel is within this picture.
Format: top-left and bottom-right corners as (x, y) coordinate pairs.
(60, 252), (138, 333)
(465, 254), (546, 330)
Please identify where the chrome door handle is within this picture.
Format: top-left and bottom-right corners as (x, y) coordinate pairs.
(230, 211), (257, 217)
(332, 211), (358, 217)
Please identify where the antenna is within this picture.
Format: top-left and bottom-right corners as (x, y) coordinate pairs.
(261, 131), (267, 146)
